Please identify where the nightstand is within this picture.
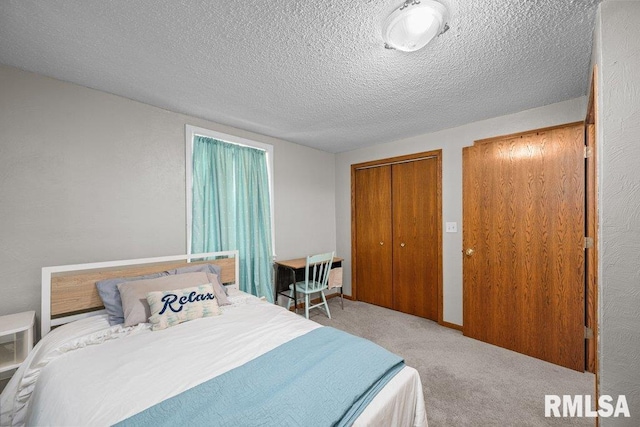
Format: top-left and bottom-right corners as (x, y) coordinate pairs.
(0, 311), (35, 375)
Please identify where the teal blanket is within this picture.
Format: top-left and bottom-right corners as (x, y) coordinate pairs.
(115, 327), (404, 427)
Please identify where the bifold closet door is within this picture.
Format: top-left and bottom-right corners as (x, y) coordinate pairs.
(354, 165), (393, 308)
(392, 158), (439, 320)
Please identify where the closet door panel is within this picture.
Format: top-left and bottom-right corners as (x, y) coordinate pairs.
(392, 158), (439, 320)
(462, 124), (585, 370)
(354, 166), (393, 308)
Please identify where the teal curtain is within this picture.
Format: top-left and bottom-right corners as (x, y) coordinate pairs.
(191, 136), (274, 302)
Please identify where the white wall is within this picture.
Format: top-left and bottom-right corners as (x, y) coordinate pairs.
(335, 97), (587, 326)
(0, 64), (336, 320)
(593, 1), (640, 424)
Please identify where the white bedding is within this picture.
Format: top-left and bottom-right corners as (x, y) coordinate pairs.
(1, 291), (427, 426)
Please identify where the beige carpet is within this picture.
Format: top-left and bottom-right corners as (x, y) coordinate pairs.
(311, 298), (595, 426)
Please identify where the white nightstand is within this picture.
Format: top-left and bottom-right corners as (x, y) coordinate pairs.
(0, 311), (35, 375)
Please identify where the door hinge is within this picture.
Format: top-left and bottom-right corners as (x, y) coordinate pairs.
(585, 326), (594, 340)
(584, 146), (593, 158)
(584, 236), (594, 249)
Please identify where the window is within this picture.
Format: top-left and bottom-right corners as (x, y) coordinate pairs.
(185, 125), (275, 301)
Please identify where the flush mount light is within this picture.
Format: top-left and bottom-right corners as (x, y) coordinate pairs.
(383, 0), (449, 52)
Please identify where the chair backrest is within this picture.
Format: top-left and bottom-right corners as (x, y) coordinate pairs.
(304, 252), (335, 292)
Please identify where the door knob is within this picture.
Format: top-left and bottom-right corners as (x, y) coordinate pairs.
(379, 241), (384, 246)
(400, 242), (405, 247)
(465, 248), (475, 257)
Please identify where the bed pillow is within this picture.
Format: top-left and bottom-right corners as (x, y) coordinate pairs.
(206, 272), (231, 306)
(147, 284), (221, 331)
(166, 263), (221, 276)
(117, 272), (209, 327)
(96, 272), (167, 325)
(166, 263), (229, 296)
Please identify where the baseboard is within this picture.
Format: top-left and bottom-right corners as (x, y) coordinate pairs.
(439, 320), (463, 331)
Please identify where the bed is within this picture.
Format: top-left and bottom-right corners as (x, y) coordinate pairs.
(0, 251), (427, 426)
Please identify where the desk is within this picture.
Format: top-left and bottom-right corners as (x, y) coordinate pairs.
(274, 257), (343, 313)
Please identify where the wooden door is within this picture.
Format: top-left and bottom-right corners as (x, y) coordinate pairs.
(392, 158), (439, 320)
(463, 123), (585, 371)
(354, 166), (393, 308)
(585, 124), (597, 373)
(585, 66), (599, 374)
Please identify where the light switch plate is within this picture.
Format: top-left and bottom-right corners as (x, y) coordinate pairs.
(445, 222), (457, 233)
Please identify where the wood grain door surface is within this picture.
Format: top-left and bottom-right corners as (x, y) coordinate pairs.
(585, 123), (597, 373)
(392, 158), (439, 319)
(354, 165), (393, 308)
(463, 123), (585, 371)
(353, 156), (440, 320)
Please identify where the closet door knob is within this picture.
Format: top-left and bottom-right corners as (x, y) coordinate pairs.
(379, 241), (384, 246)
(465, 248), (475, 257)
(400, 242), (405, 247)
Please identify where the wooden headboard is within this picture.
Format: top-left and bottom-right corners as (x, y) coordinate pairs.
(41, 251), (239, 337)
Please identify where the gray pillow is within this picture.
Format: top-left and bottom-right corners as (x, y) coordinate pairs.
(118, 272), (210, 327)
(166, 263), (229, 296)
(96, 272), (168, 325)
(205, 272), (231, 306)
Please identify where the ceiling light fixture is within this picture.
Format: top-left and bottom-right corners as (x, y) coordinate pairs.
(383, 0), (450, 52)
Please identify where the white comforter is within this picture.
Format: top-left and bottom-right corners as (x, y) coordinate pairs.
(1, 292), (427, 426)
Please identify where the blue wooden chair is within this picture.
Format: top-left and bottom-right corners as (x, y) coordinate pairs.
(287, 252), (334, 319)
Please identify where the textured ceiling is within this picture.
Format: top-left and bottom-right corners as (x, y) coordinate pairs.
(0, 0), (600, 153)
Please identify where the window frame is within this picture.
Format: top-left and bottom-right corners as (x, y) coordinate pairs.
(185, 124), (275, 256)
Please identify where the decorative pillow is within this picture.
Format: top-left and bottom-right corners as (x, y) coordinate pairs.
(166, 263), (229, 296)
(117, 272), (209, 327)
(96, 272), (168, 325)
(206, 272), (231, 306)
(147, 284), (220, 331)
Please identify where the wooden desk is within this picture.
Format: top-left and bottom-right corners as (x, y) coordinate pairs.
(274, 257), (343, 313)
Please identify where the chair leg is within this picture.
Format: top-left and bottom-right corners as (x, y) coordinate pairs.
(305, 294), (310, 319)
(321, 290), (331, 319)
(287, 288), (293, 311)
(340, 287), (344, 310)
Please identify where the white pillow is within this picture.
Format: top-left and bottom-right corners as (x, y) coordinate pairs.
(146, 284), (221, 331)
